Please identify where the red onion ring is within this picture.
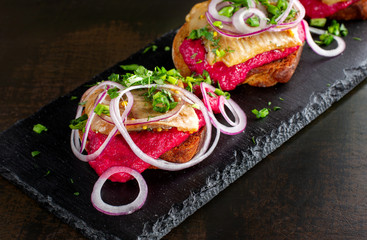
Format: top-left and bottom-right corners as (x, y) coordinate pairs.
(208, 0), (232, 23)
(232, 7), (267, 34)
(70, 81), (128, 162)
(91, 166), (148, 215)
(301, 20), (346, 57)
(205, 0), (306, 38)
(200, 83), (247, 135)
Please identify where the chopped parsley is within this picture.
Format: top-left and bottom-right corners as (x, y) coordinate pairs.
(70, 96), (78, 101)
(314, 20), (348, 46)
(44, 170), (51, 177)
(31, 151), (40, 157)
(120, 64), (140, 71)
(143, 44), (158, 54)
(213, 21), (223, 29)
(144, 88), (178, 113)
(273, 106), (281, 111)
(33, 124), (48, 134)
(188, 26), (224, 60)
(252, 108), (270, 119)
(246, 16), (260, 27)
(164, 46), (171, 51)
(107, 87), (119, 99)
(328, 20), (348, 37)
(69, 114), (88, 131)
(315, 32), (334, 46)
(214, 88), (231, 99)
(353, 37), (362, 41)
(74, 192), (80, 196)
(310, 18), (327, 28)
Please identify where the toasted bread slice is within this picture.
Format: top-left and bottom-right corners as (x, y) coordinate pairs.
(329, 0), (367, 20)
(172, 22), (304, 88)
(147, 127), (205, 169)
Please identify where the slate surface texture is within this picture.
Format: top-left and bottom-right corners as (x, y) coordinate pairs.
(1, 9), (367, 240)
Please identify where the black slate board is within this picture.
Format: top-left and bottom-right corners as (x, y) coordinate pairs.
(1, 21), (367, 240)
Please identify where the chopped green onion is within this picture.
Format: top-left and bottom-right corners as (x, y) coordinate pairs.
(120, 64), (140, 71)
(33, 124), (48, 134)
(94, 104), (110, 116)
(252, 108), (270, 119)
(69, 114), (88, 131)
(310, 18), (327, 28)
(213, 21), (223, 29)
(31, 151), (40, 157)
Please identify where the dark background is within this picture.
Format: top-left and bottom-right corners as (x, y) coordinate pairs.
(1, 0), (367, 239)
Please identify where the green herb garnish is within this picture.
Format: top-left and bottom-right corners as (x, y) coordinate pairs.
(150, 89), (178, 113)
(107, 87), (119, 99)
(94, 104), (110, 116)
(315, 32), (334, 46)
(33, 124), (48, 134)
(143, 44), (158, 54)
(246, 16), (260, 27)
(31, 151), (40, 157)
(252, 108), (270, 119)
(310, 18), (327, 28)
(213, 21), (224, 29)
(120, 64), (140, 71)
(69, 114), (88, 131)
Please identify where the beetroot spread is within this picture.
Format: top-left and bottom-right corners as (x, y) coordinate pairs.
(179, 25), (306, 91)
(86, 110), (205, 182)
(300, 0), (359, 18)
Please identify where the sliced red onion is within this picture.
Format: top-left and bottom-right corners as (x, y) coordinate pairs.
(232, 7), (267, 34)
(302, 20), (346, 57)
(200, 83), (247, 135)
(70, 81), (125, 162)
(206, 11), (274, 38)
(109, 84), (220, 171)
(125, 99), (185, 126)
(208, 0), (232, 23)
(206, 0), (306, 38)
(91, 166), (148, 215)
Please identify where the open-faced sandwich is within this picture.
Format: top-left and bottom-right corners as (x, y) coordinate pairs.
(299, 0), (367, 20)
(173, 0), (346, 91)
(70, 65), (247, 215)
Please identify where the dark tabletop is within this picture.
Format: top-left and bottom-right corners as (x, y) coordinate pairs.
(1, 0), (367, 239)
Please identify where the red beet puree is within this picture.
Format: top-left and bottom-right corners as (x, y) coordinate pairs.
(180, 25), (306, 91)
(299, 0), (359, 18)
(86, 111), (205, 182)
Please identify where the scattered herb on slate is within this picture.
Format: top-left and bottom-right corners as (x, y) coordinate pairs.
(33, 124), (48, 134)
(31, 151), (40, 157)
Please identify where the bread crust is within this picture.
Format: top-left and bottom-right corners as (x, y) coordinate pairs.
(329, 0), (367, 20)
(148, 127), (205, 169)
(172, 22), (303, 88)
